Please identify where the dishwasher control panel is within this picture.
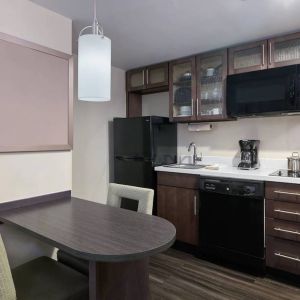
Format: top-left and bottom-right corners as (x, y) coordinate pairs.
(200, 178), (264, 197)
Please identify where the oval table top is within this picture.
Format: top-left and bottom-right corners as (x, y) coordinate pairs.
(0, 197), (176, 262)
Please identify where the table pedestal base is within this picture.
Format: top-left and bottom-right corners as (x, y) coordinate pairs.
(89, 258), (150, 300)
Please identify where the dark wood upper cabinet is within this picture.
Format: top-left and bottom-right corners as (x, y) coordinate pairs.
(169, 51), (229, 122)
(127, 63), (168, 92)
(269, 32), (300, 69)
(228, 40), (268, 75)
(229, 32), (300, 75)
(126, 31), (300, 120)
(127, 67), (146, 91)
(147, 63), (169, 89)
(169, 56), (197, 122)
(196, 49), (228, 121)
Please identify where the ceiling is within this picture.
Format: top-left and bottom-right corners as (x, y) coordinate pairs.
(30, 0), (300, 70)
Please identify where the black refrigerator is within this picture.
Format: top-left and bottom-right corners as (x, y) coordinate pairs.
(113, 116), (177, 211)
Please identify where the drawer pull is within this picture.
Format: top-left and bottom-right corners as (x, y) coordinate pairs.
(274, 227), (300, 235)
(274, 190), (300, 197)
(274, 209), (300, 216)
(274, 252), (300, 262)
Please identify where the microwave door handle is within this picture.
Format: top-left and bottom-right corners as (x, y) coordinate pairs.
(287, 78), (296, 104)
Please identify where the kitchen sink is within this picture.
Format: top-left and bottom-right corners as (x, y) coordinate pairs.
(164, 164), (208, 169)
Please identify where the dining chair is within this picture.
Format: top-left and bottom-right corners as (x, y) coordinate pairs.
(57, 183), (155, 276)
(0, 234), (89, 300)
(0, 234), (15, 300)
(107, 183), (154, 215)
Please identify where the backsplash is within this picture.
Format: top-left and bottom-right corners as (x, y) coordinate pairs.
(178, 115), (300, 159)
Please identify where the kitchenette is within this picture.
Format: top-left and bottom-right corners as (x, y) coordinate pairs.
(4, 1), (300, 299)
(111, 29), (300, 284)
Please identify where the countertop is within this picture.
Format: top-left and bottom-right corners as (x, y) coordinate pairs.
(155, 156), (300, 184)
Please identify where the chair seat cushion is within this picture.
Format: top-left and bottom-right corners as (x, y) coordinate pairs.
(12, 256), (88, 300)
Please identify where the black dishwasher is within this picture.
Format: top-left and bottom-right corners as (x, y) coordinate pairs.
(199, 177), (265, 273)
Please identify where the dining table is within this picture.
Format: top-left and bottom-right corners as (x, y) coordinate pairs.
(0, 192), (176, 300)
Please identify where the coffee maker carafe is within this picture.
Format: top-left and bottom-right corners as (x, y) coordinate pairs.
(238, 140), (260, 170)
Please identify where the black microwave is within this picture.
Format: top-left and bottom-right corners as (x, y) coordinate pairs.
(227, 65), (300, 117)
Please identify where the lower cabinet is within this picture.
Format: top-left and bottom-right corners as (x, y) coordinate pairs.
(266, 236), (300, 275)
(265, 182), (300, 276)
(157, 172), (199, 246)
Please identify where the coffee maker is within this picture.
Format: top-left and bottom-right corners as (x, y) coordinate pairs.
(238, 140), (260, 170)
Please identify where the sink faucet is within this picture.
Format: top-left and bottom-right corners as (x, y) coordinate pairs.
(188, 142), (202, 165)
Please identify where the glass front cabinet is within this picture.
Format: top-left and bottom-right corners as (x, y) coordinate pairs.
(228, 33), (300, 75)
(196, 49), (227, 120)
(169, 57), (197, 122)
(269, 32), (300, 68)
(228, 40), (268, 75)
(169, 50), (228, 122)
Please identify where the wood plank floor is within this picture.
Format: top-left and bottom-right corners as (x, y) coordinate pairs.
(149, 249), (300, 300)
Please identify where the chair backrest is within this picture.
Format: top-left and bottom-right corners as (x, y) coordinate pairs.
(0, 235), (16, 300)
(107, 183), (154, 215)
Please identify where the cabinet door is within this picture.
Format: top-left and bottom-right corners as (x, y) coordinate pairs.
(169, 57), (197, 122)
(228, 40), (268, 75)
(157, 185), (199, 246)
(127, 68), (146, 91)
(196, 49), (227, 121)
(146, 63), (168, 89)
(269, 32), (300, 68)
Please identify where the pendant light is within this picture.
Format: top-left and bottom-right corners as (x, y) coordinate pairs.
(78, 0), (111, 102)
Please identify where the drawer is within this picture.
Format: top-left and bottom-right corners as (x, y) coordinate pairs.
(266, 236), (300, 275)
(266, 218), (300, 242)
(265, 182), (300, 203)
(266, 200), (300, 222)
(157, 172), (199, 189)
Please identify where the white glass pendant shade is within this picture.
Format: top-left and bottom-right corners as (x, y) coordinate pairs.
(78, 34), (111, 102)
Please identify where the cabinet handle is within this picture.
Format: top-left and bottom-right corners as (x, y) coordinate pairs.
(274, 190), (300, 197)
(194, 195), (197, 216)
(274, 209), (300, 216)
(196, 98), (199, 116)
(142, 70), (145, 86)
(269, 43), (272, 65)
(274, 252), (300, 262)
(262, 44), (265, 66)
(274, 227), (300, 235)
(191, 99), (194, 116)
(146, 69), (149, 85)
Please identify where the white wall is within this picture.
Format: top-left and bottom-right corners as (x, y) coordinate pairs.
(72, 62), (126, 204)
(0, 0), (72, 267)
(137, 91), (300, 160)
(0, 0), (72, 54)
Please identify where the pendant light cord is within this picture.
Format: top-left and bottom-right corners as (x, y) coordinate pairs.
(93, 0), (104, 36)
(79, 0), (104, 37)
(94, 0), (97, 24)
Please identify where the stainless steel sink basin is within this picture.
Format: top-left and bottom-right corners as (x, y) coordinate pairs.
(164, 164), (208, 169)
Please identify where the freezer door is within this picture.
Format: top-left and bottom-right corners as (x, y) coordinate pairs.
(114, 117), (152, 159)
